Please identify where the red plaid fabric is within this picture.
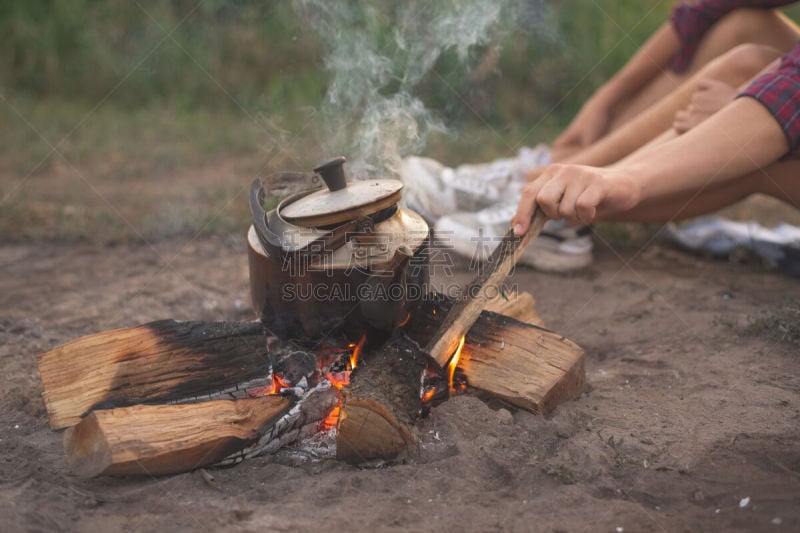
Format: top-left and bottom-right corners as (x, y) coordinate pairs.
(669, 0), (797, 73)
(738, 41), (800, 157)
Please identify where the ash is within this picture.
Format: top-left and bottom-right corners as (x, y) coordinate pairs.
(279, 427), (338, 463)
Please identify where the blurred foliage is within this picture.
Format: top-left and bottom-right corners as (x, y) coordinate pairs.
(0, 0), (673, 134)
(6, 0), (798, 242)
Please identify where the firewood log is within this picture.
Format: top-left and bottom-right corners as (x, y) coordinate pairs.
(37, 320), (270, 429)
(459, 313), (584, 414)
(405, 293), (584, 415)
(484, 290), (545, 328)
(64, 395), (293, 477)
(336, 336), (428, 464)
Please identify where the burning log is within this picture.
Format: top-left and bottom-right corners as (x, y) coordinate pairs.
(336, 290), (583, 464)
(37, 320), (271, 429)
(459, 313), (584, 414)
(37, 289), (583, 472)
(406, 292), (584, 415)
(64, 394), (293, 477)
(336, 336), (428, 464)
(484, 290), (545, 328)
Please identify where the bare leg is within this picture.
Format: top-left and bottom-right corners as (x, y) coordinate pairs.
(553, 44), (781, 168)
(606, 160), (800, 223)
(607, 9), (800, 129)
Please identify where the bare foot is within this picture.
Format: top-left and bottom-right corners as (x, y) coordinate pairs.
(674, 78), (737, 134)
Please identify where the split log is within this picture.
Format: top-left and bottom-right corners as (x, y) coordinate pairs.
(37, 320), (270, 429)
(336, 336), (428, 464)
(64, 394), (293, 477)
(460, 313), (584, 414)
(484, 290), (545, 328)
(406, 293), (584, 415)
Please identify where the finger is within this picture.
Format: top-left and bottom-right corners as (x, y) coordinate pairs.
(512, 180), (545, 236)
(557, 176), (585, 223)
(575, 184), (603, 224)
(536, 172), (568, 220)
(673, 110), (689, 134)
(524, 165), (546, 183)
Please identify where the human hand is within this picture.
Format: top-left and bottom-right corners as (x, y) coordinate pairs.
(673, 78), (736, 134)
(553, 95), (613, 151)
(511, 164), (641, 234)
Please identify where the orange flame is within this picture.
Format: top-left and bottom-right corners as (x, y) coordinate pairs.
(448, 335), (466, 393)
(350, 335), (366, 370)
(248, 372), (290, 397)
(325, 371), (350, 390)
(421, 388), (436, 403)
(320, 405), (340, 431)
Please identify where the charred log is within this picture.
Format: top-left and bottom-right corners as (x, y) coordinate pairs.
(336, 335), (428, 464)
(37, 320), (271, 429)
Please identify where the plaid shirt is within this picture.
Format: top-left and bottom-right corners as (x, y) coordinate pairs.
(670, 0), (797, 73)
(739, 41), (800, 157)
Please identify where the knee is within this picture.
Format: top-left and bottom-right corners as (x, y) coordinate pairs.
(713, 43), (780, 80)
(716, 8), (785, 39)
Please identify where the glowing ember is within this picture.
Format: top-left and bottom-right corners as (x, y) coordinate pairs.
(325, 371), (350, 390)
(320, 405), (340, 431)
(421, 388), (436, 403)
(448, 335), (466, 393)
(350, 335), (366, 370)
(248, 372), (290, 397)
(397, 312), (411, 328)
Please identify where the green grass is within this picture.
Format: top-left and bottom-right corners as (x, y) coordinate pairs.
(0, 1), (684, 242)
(744, 304), (800, 345)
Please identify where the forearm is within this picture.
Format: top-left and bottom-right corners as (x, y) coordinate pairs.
(596, 23), (681, 106)
(622, 97), (788, 204)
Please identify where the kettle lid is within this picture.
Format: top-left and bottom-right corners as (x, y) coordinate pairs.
(279, 157), (403, 227)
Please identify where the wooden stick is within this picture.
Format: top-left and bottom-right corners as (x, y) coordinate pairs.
(64, 395), (293, 477)
(425, 211), (548, 367)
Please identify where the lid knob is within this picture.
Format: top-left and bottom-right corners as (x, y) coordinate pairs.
(314, 156), (348, 192)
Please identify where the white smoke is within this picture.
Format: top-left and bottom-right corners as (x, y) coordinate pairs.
(292, 0), (525, 179)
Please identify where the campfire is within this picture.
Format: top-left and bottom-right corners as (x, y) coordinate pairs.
(35, 158), (585, 476)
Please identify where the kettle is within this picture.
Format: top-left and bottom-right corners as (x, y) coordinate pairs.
(247, 157), (430, 339)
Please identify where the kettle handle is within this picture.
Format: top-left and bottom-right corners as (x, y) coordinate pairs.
(249, 177), (284, 258)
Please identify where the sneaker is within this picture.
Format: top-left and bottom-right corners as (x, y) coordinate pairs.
(398, 144), (551, 222)
(434, 202), (593, 272)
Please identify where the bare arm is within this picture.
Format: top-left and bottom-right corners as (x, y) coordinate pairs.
(553, 23), (681, 149)
(513, 97), (789, 232)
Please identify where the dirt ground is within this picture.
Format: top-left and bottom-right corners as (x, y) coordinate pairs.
(1, 223), (798, 532)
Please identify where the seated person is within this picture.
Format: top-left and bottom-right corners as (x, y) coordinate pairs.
(401, 0), (800, 271)
(511, 41), (800, 238)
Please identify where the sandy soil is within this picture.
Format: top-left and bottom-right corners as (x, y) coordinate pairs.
(1, 233), (798, 532)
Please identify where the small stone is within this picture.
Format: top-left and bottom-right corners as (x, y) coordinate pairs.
(739, 497), (750, 508)
(496, 408), (513, 425)
(616, 527), (624, 532)
(772, 517), (782, 525)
